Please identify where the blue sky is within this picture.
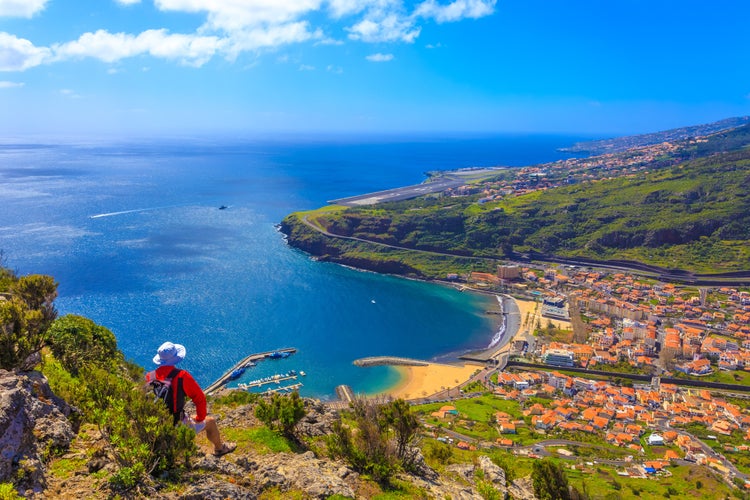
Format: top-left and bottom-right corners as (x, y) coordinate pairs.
(1, 0), (749, 137)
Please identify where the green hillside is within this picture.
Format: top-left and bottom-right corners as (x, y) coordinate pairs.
(282, 132), (750, 276)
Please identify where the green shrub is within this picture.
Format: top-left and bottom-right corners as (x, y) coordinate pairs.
(255, 391), (306, 437)
(426, 442), (452, 464)
(44, 346), (197, 491)
(0, 272), (57, 371)
(211, 390), (259, 407)
(327, 398), (420, 484)
(47, 315), (121, 376)
(0, 483), (21, 500)
(477, 479), (501, 500)
(81, 364), (197, 485)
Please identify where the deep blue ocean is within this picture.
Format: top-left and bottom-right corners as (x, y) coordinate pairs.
(0, 133), (587, 398)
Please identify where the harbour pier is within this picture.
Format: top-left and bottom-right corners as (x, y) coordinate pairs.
(335, 384), (355, 403)
(238, 372), (299, 390)
(204, 347), (297, 395)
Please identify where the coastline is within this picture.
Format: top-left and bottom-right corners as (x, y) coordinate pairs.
(381, 362), (483, 400)
(374, 291), (572, 400)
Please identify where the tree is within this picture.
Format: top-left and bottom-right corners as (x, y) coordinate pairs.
(327, 397), (411, 483)
(47, 314), (121, 376)
(380, 398), (420, 465)
(0, 272), (58, 371)
(532, 460), (571, 500)
(426, 442), (452, 464)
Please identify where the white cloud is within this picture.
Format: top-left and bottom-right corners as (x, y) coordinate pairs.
(327, 64), (343, 74)
(223, 22), (322, 58)
(366, 52), (393, 62)
(0, 80), (23, 88)
(415, 0), (496, 23)
(0, 0), (49, 18)
(328, 0), (382, 18)
(0, 0), (499, 72)
(52, 29), (226, 67)
(155, 0), (324, 31)
(59, 88), (81, 98)
(299, 64), (315, 70)
(348, 13), (420, 43)
(0, 32), (51, 71)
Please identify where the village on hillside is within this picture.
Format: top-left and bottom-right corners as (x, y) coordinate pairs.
(434, 262), (750, 490)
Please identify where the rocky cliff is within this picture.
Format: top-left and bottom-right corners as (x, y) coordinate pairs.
(0, 369), (75, 496)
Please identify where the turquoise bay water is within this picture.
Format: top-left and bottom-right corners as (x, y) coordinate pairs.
(0, 134), (586, 398)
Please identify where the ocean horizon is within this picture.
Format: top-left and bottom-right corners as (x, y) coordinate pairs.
(0, 133), (589, 398)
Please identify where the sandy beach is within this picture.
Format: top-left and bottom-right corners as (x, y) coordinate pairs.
(384, 362), (482, 400)
(379, 293), (572, 401)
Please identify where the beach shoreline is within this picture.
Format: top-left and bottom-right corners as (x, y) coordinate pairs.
(381, 362), (483, 400)
(373, 290), (572, 400)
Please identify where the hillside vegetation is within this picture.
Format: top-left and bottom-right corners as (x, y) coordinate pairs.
(282, 131), (750, 276)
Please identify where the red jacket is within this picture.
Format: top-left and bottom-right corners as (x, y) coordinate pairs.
(152, 365), (207, 422)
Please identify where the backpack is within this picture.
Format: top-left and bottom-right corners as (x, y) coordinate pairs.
(145, 368), (186, 425)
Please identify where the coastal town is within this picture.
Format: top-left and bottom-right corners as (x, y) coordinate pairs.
(418, 261), (750, 491)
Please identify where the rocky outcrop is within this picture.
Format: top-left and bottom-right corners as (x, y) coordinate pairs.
(0, 370), (75, 496)
(296, 400), (337, 438)
(507, 476), (537, 500)
(238, 451), (357, 499)
(403, 455), (508, 500)
(477, 455), (507, 498)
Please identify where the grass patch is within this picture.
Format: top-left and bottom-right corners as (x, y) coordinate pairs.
(0, 483), (21, 500)
(415, 394), (524, 422)
(48, 457), (87, 480)
(258, 487), (307, 500)
(567, 464), (732, 499)
(372, 478), (430, 499)
(221, 426), (294, 454)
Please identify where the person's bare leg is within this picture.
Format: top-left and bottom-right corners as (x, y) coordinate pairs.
(202, 416), (223, 450)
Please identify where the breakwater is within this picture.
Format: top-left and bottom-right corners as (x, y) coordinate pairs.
(353, 356), (430, 367)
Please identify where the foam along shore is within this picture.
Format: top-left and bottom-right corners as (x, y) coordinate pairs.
(378, 294), (572, 401)
(383, 362), (482, 400)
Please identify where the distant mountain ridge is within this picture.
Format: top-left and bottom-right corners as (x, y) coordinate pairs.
(561, 116), (750, 154)
(281, 119), (750, 278)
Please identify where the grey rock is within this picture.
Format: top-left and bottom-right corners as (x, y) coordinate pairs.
(0, 370), (74, 493)
(508, 476), (537, 500)
(181, 478), (256, 500)
(446, 462), (475, 482)
(477, 455), (507, 498)
(235, 452), (356, 499)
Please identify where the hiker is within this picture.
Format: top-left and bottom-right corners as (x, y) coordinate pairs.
(145, 341), (236, 457)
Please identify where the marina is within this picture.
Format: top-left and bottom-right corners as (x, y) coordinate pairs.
(262, 382), (304, 395)
(237, 371), (303, 391)
(204, 348), (297, 395)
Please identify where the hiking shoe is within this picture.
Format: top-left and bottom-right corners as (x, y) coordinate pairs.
(213, 442), (236, 457)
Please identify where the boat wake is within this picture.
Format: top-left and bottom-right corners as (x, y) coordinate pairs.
(89, 204), (185, 219)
